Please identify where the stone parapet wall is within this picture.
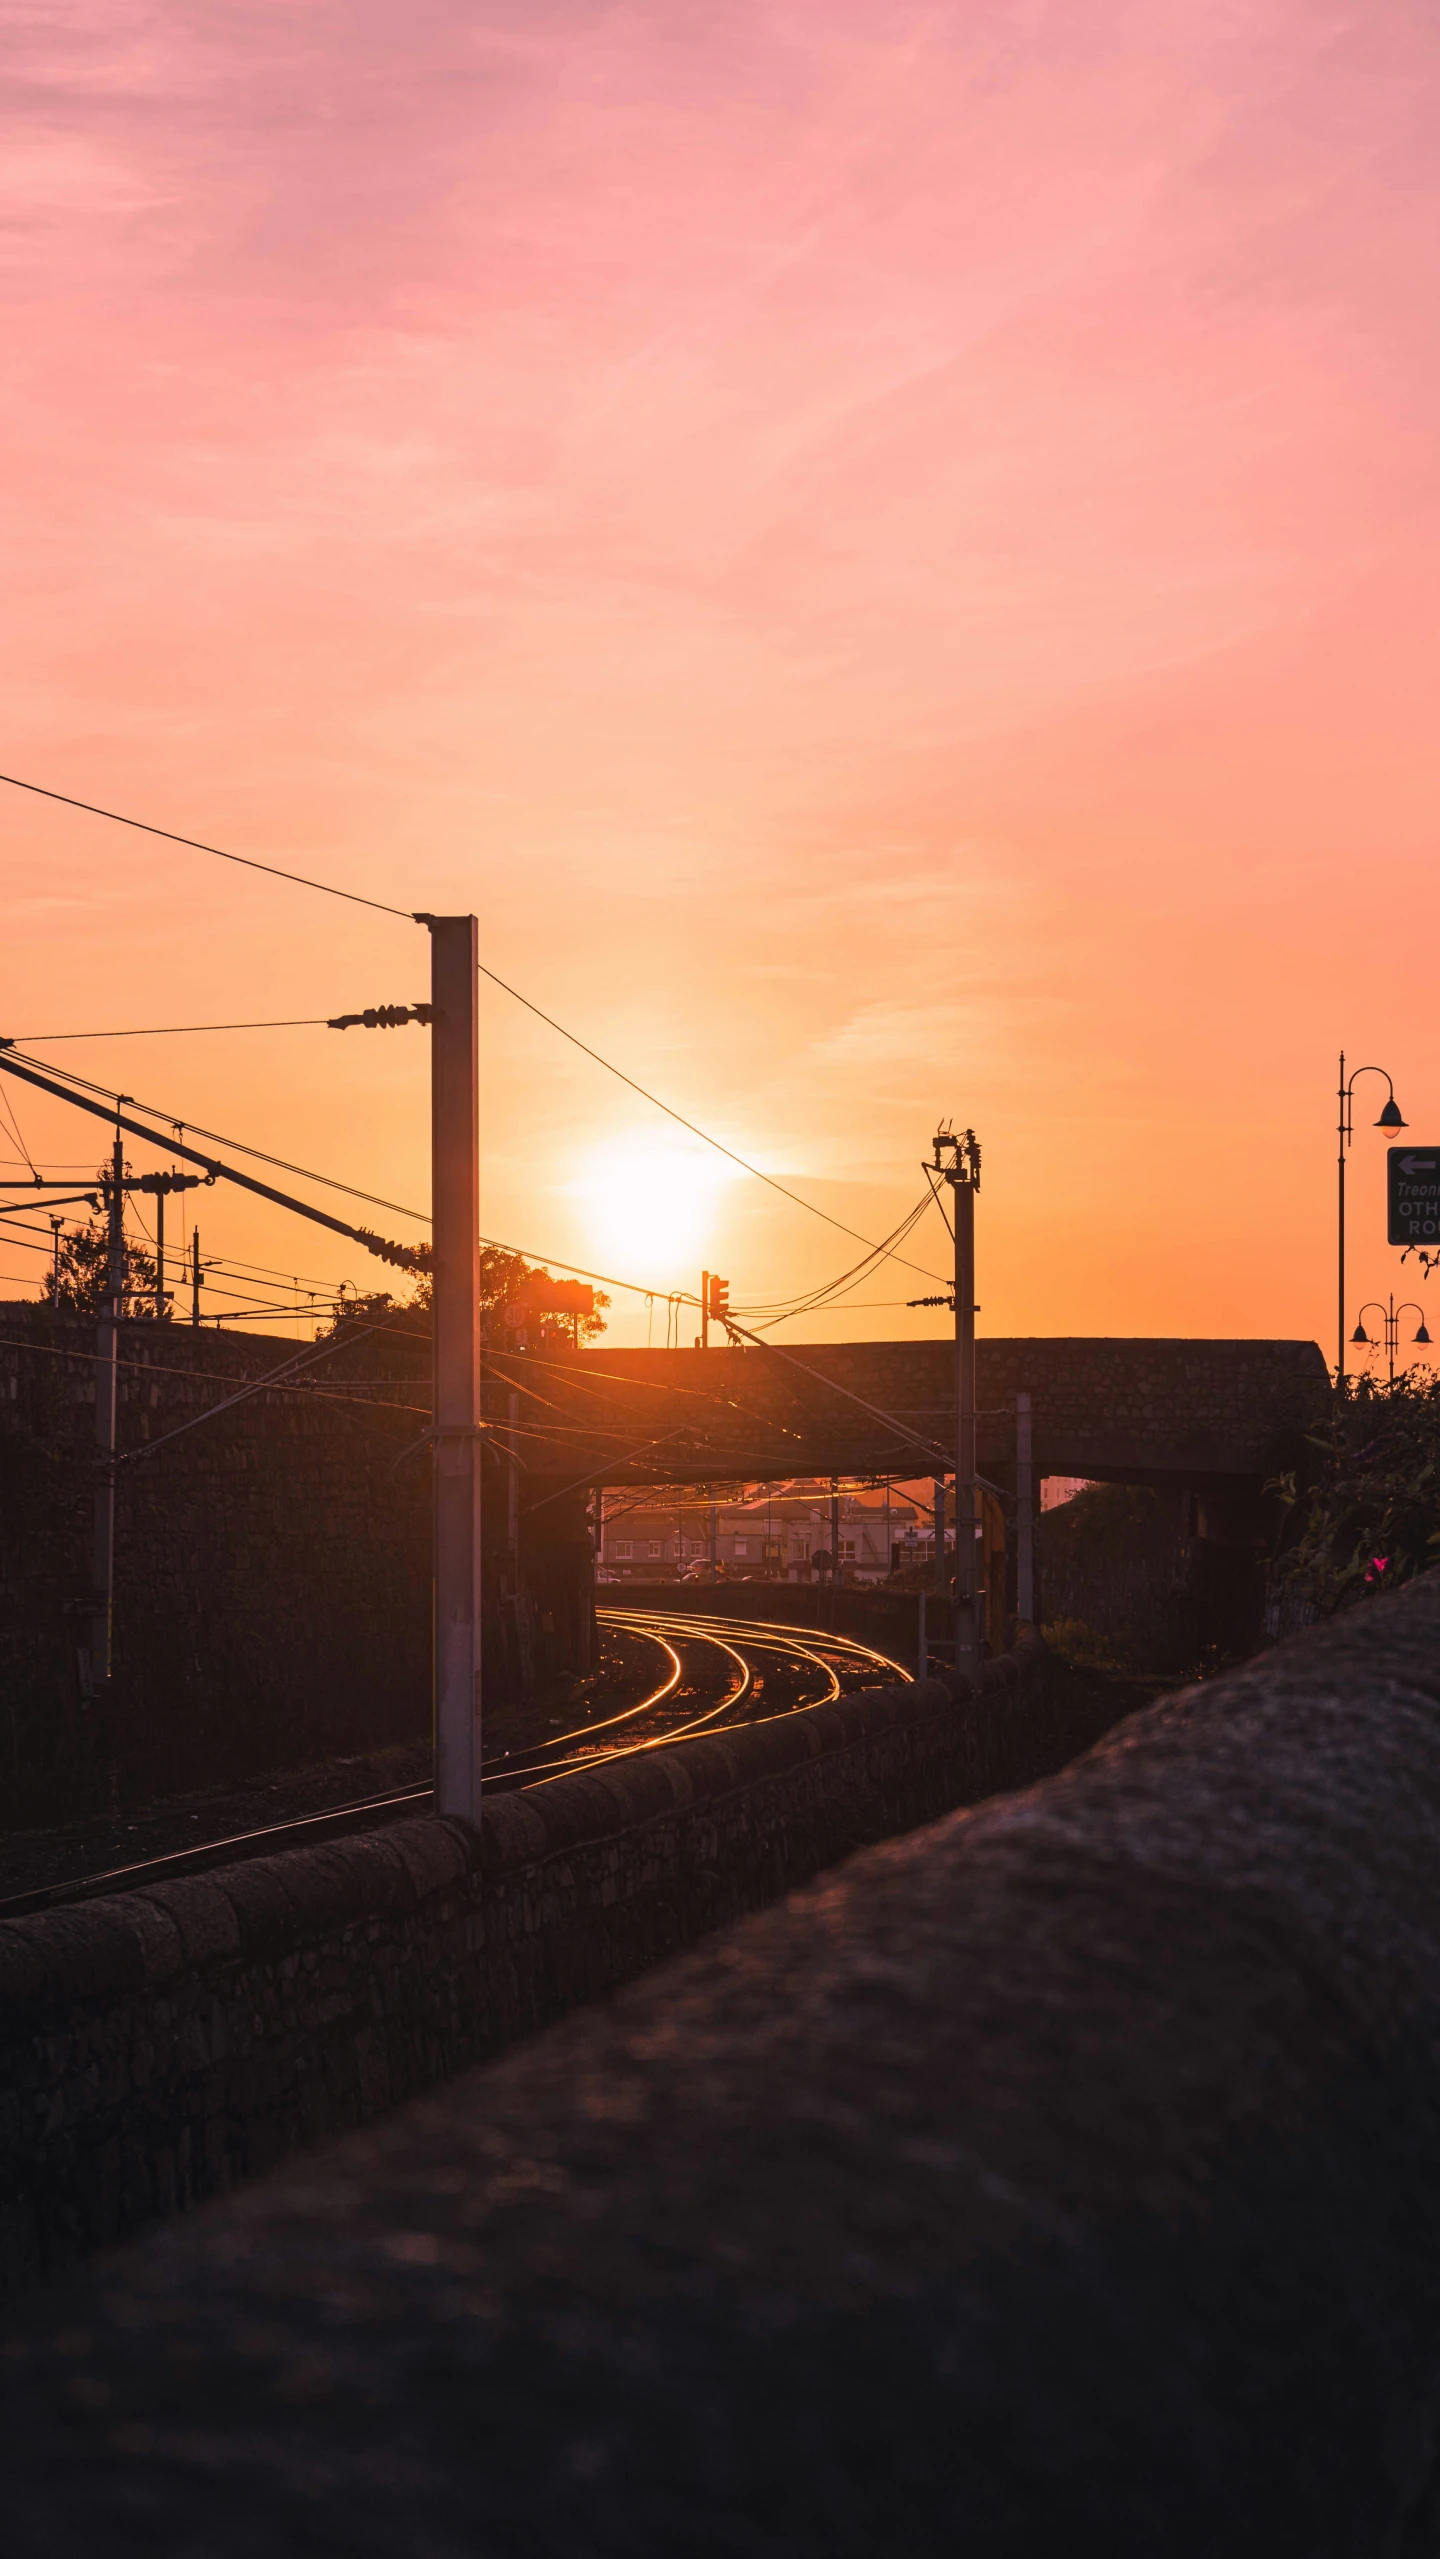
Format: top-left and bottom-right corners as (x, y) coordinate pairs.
(5, 1581), (1440, 2551)
(0, 1651), (1077, 2290)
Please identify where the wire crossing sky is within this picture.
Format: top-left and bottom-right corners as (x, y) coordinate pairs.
(2, 2), (1437, 1353)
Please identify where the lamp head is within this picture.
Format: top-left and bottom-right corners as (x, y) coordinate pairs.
(1376, 1096), (1407, 1130)
(1416, 1320), (1433, 1346)
(1351, 1321), (1371, 1345)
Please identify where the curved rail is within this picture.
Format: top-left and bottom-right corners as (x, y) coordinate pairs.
(0, 1608), (912, 1916)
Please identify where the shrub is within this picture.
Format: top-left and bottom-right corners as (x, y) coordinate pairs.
(1270, 1372), (1440, 1616)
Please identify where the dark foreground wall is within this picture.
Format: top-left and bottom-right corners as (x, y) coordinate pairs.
(5, 1578), (1440, 2556)
(0, 1313), (432, 1817)
(0, 1654), (1065, 2289)
(0, 1311), (593, 1823)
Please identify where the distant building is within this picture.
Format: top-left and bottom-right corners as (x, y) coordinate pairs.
(597, 1482), (926, 1585)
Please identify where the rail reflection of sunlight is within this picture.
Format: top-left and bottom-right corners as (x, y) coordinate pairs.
(572, 1133), (737, 1292)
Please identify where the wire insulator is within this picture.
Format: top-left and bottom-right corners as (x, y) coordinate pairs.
(327, 1005), (434, 1031)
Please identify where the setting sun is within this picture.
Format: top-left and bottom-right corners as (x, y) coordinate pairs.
(568, 1135), (740, 1300)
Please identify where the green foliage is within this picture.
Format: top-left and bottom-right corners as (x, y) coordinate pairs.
(325, 1247), (609, 1347)
(1270, 1371), (1440, 1615)
(1041, 1617), (1129, 1671)
(1044, 1481), (1157, 1551)
(42, 1168), (161, 1316)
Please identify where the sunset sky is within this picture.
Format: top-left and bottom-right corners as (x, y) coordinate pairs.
(2, 2), (1437, 1360)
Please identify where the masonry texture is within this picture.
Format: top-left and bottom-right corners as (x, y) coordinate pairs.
(0, 1314), (1327, 1826)
(501, 1332), (1331, 1486)
(0, 1310), (591, 1824)
(0, 1651), (1071, 2288)
(0, 1312), (433, 1818)
(4, 1577), (1440, 2556)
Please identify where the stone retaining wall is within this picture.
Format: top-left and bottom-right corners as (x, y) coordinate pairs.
(0, 1650), (1077, 2289)
(6, 1582), (1440, 2553)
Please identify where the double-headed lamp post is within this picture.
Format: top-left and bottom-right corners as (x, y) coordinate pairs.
(1337, 1053), (1406, 1385)
(1351, 1298), (1432, 1388)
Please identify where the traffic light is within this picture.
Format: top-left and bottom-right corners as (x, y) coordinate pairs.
(707, 1274), (729, 1322)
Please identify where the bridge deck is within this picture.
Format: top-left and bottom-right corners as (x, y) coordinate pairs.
(493, 1335), (1330, 1489)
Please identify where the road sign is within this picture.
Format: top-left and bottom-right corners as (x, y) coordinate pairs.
(1388, 1148), (1440, 1244)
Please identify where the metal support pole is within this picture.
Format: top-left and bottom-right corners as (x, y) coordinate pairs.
(154, 1187), (165, 1319)
(709, 1487), (718, 1582)
(701, 1270), (710, 1352)
(933, 1476), (946, 1593)
(506, 1388), (521, 1574)
(91, 1133), (124, 1695)
(190, 1227), (201, 1325)
(953, 1167), (977, 1686)
(1016, 1389), (1035, 1626)
(425, 914), (482, 1827)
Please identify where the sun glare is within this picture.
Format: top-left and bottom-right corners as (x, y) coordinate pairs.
(571, 1135), (739, 1291)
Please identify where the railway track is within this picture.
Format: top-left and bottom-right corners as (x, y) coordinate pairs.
(0, 1610), (910, 1919)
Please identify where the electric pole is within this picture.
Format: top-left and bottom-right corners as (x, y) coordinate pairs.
(190, 1227), (202, 1325)
(90, 1129), (125, 1699)
(931, 1127), (980, 1686)
(422, 913), (482, 1827)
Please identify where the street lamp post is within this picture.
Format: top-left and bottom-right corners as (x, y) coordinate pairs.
(1337, 1053), (1406, 1386)
(1350, 1297), (1432, 1388)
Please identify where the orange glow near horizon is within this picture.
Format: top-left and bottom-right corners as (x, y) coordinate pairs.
(2, 6), (1438, 1367)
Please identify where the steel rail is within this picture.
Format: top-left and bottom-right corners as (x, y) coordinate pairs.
(643, 1608), (912, 1688)
(0, 1613), (904, 1918)
(514, 1618), (754, 1789)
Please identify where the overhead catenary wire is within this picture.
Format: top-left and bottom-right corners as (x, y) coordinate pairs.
(1, 772), (946, 1286)
(0, 1052), (424, 1271)
(733, 1194), (938, 1328)
(0, 774), (414, 919)
(0, 1049), (430, 1228)
(11, 1019), (337, 1040)
(0, 1078), (38, 1178)
(466, 956), (949, 1284)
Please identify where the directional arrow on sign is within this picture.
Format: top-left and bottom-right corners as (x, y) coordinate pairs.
(1389, 1147), (1440, 1244)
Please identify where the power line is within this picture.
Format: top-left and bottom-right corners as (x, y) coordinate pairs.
(2, 771), (944, 1284)
(470, 955), (946, 1281)
(734, 1195), (937, 1327)
(0, 1052), (423, 1271)
(0, 1078), (38, 1178)
(0, 774), (413, 919)
(0, 1050), (430, 1228)
(11, 1019), (335, 1040)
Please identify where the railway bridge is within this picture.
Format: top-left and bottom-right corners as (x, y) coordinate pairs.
(501, 1332), (1330, 1507)
(501, 1334), (1331, 1663)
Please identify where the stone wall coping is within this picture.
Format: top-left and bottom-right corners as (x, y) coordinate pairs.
(0, 1658), (1019, 2026)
